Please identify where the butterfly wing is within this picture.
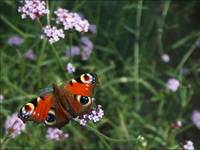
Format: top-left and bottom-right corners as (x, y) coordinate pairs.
(64, 73), (97, 96)
(18, 94), (53, 123)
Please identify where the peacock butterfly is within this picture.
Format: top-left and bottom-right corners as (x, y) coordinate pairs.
(18, 73), (97, 128)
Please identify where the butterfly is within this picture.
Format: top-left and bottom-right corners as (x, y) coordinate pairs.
(18, 73), (97, 128)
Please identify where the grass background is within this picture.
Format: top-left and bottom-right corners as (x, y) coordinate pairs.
(0, 0), (200, 149)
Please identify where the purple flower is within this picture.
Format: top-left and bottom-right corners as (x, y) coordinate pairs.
(166, 78), (180, 92)
(80, 36), (93, 49)
(89, 24), (97, 34)
(7, 35), (24, 46)
(41, 25), (65, 44)
(182, 68), (190, 76)
(46, 128), (69, 141)
(80, 36), (93, 60)
(81, 46), (92, 61)
(161, 53), (170, 63)
(77, 105), (104, 126)
(4, 113), (26, 138)
(0, 94), (4, 103)
(182, 140), (194, 150)
(195, 39), (200, 48)
(54, 8), (90, 32)
(66, 63), (75, 74)
(66, 46), (80, 57)
(18, 0), (49, 20)
(24, 49), (36, 61)
(191, 110), (200, 129)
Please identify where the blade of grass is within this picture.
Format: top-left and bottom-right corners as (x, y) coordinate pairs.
(0, 15), (34, 38)
(176, 42), (198, 73)
(171, 32), (200, 49)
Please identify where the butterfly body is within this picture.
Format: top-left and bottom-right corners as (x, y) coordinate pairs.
(18, 73), (97, 128)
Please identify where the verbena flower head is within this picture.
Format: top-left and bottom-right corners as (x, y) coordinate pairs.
(77, 105), (104, 126)
(24, 49), (36, 61)
(18, 0), (49, 20)
(7, 35), (24, 46)
(54, 8), (90, 32)
(66, 63), (75, 74)
(191, 110), (200, 129)
(46, 128), (69, 141)
(166, 78), (180, 92)
(182, 140), (194, 150)
(41, 25), (65, 44)
(161, 53), (170, 63)
(4, 113), (26, 138)
(66, 46), (80, 57)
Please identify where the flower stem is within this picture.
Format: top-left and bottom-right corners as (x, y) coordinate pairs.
(1, 133), (11, 150)
(134, 0), (143, 111)
(46, 0), (50, 25)
(86, 124), (136, 143)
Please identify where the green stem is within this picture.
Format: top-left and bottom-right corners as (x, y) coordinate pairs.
(69, 33), (73, 63)
(50, 45), (67, 77)
(46, 0), (50, 25)
(176, 42), (198, 73)
(157, 0), (170, 55)
(134, 0), (143, 111)
(37, 39), (47, 87)
(1, 133), (11, 150)
(86, 125), (135, 143)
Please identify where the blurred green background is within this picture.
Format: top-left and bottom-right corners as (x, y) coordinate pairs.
(0, 0), (200, 149)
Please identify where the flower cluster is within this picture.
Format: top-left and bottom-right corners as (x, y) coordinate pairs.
(4, 113), (26, 138)
(18, 1), (93, 44)
(18, 0), (49, 20)
(46, 128), (69, 141)
(55, 8), (90, 32)
(166, 78), (180, 92)
(191, 110), (200, 129)
(66, 63), (75, 74)
(41, 25), (65, 44)
(78, 105), (104, 126)
(7, 35), (24, 46)
(137, 135), (147, 148)
(66, 36), (93, 60)
(182, 140), (194, 150)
